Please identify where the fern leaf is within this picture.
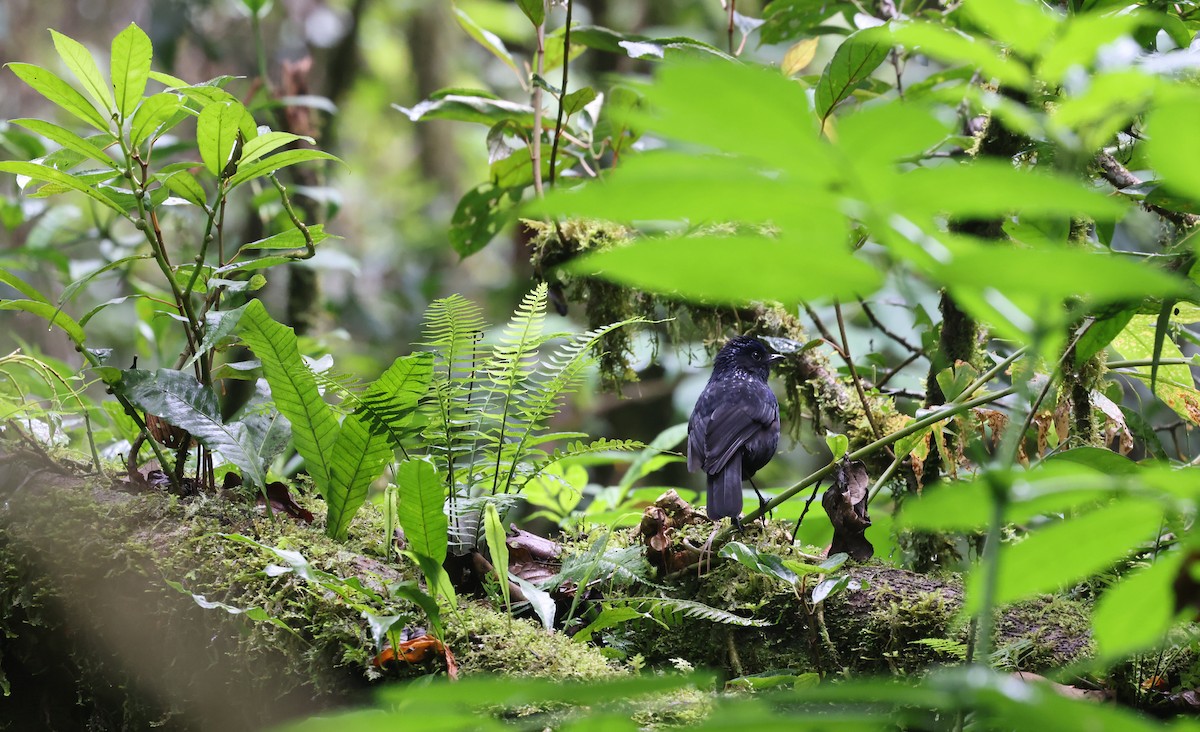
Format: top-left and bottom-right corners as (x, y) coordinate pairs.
(349, 352), (434, 448)
(612, 596), (771, 628)
(238, 301), (338, 494)
(522, 438), (645, 490)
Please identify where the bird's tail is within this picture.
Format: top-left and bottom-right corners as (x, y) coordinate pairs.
(707, 454), (743, 520)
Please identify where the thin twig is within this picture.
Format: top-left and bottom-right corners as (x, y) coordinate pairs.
(530, 14), (547, 197)
(859, 299), (922, 355)
(547, 0), (573, 189)
(803, 304), (847, 358)
(835, 301), (883, 441)
(875, 350), (923, 389)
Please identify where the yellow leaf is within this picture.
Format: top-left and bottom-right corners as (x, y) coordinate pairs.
(783, 38), (819, 76)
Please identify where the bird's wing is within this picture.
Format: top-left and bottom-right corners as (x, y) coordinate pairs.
(701, 385), (778, 474)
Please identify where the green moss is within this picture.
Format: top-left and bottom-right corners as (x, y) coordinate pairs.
(448, 603), (623, 680)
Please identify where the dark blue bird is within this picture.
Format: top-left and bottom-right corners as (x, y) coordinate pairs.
(687, 336), (784, 521)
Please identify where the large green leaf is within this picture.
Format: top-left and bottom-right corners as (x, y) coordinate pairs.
(965, 497), (1165, 613)
(49, 30), (115, 115)
(1111, 314), (1200, 424)
(937, 247), (1188, 305)
(960, 0), (1058, 57)
(110, 23), (153, 120)
(326, 413), (393, 540)
(633, 59), (831, 178)
(890, 23), (1031, 89)
(117, 368), (268, 487)
(893, 162), (1126, 220)
(1092, 550), (1186, 661)
(515, 0), (545, 26)
(237, 300), (339, 493)
(1146, 95), (1200, 200)
(565, 234), (880, 305)
(484, 501), (511, 614)
(353, 352), (434, 448)
(395, 457), (448, 587)
(6, 63), (110, 131)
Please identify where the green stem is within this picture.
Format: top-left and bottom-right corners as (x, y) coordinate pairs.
(734, 384), (1019, 532)
(972, 472), (1009, 664)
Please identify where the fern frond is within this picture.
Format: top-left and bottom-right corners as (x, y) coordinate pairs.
(605, 596), (770, 628)
(419, 294), (488, 494)
(911, 638), (968, 660)
(520, 438), (645, 491)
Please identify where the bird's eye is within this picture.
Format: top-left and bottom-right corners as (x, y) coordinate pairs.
(752, 351), (761, 360)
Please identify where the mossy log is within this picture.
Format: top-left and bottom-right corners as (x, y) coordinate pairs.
(0, 449), (1094, 730)
(0, 450), (620, 731)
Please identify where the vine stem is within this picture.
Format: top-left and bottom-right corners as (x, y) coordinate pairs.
(547, 0), (573, 189)
(530, 5), (547, 197)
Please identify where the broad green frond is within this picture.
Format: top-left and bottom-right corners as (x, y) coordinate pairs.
(607, 596), (771, 628)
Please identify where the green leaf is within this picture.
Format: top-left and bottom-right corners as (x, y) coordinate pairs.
(237, 300), (339, 493)
(352, 352), (435, 449)
(449, 183), (522, 258)
(0, 269), (51, 303)
(635, 59), (828, 176)
(110, 23), (153, 120)
(1146, 95), (1200, 199)
(938, 247), (1186, 305)
(0, 299), (85, 345)
(227, 149), (339, 188)
(814, 27), (891, 122)
(516, 0), (545, 26)
(0, 159), (127, 213)
(961, 0), (1058, 57)
(49, 30), (115, 115)
(965, 498), (1165, 613)
(825, 432), (849, 461)
(238, 131), (314, 166)
(572, 606), (646, 643)
(561, 86), (598, 117)
(184, 304), (248, 369)
(719, 541), (799, 585)
(11, 118), (116, 169)
(896, 162), (1126, 220)
(899, 481), (991, 531)
(130, 93), (183, 148)
(484, 501), (512, 614)
(1074, 309), (1135, 365)
(236, 224), (331, 254)
(837, 101), (952, 168)
(1111, 314), (1200, 425)
(890, 23), (1031, 90)
(1038, 12), (1147, 84)
(161, 170), (208, 208)
(395, 457), (449, 592)
(393, 94), (535, 127)
(453, 6), (521, 79)
(326, 413), (393, 540)
(565, 235), (882, 305)
(1092, 551), (1185, 661)
(197, 101), (243, 177)
(117, 368), (268, 487)
(7, 63), (111, 132)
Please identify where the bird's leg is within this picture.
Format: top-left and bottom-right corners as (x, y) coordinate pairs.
(748, 477), (771, 522)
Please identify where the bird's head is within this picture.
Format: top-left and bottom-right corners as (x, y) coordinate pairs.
(713, 335), (785, 380)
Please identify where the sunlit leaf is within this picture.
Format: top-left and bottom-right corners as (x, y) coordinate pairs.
(961, 0), (1058, 57)
(1092, 550), (1185, 661)
(0, 161), (127, 215)
(110, 23), (153, 119)
(7, 63), (111, 132)
(965, 497), (1165, 613)
(1146, 94), (1200, 199)
(890, 23), (1031, 89)
(11, 119), (116, 169)
(49, 29), (115, 115)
